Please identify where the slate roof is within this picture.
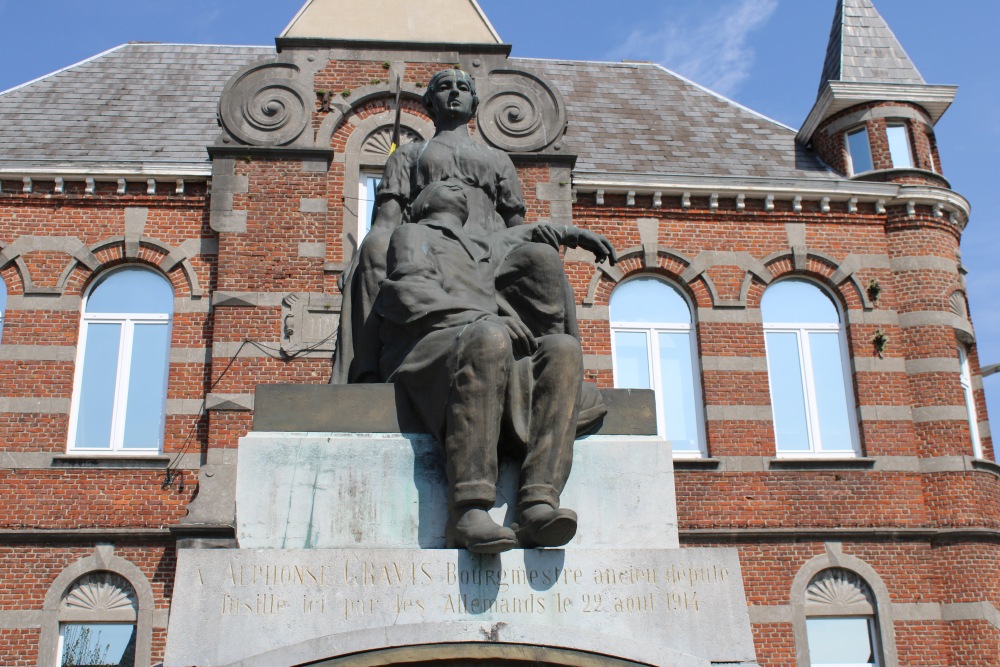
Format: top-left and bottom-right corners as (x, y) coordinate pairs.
(0, 43), (274, 169)
(818, 0), (925, 95)
(0, 43), (838, 181)
(518, 58), (837, 180)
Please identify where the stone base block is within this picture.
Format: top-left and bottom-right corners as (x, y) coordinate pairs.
(236, 432), (678, 550)
(164, 547), (757, 667)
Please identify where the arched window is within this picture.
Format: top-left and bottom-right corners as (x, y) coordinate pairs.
(762, 279), (858, 456)
(0, 277), (7, 344)
(68, 267), (173, 454)
(805, 569), (882, 666)
(57, 572), (138, 667)
(610, 277), (705, 457)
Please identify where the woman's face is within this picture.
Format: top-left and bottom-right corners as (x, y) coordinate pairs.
(429, 73), (475, 121)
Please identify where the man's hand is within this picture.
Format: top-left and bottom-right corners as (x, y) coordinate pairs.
(489, 315), (538, 356)
(575, 229), (618, 265)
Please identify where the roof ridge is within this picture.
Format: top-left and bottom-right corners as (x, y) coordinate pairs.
(513, 57), (796, 132)
(0, 43), (129, 98)
(650, 63), (796, 133)
(120, 42), (273, 49)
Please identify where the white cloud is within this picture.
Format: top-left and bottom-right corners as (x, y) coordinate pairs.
(193, 5), (225, 33)
(606, 0), (779, 97)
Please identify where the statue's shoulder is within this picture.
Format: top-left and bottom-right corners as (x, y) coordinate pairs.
(395, 140), (428, 158)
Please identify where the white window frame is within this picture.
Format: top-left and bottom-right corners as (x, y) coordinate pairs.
(610, 281), (706, 458)
(58, 621), (137, 667)
(357, 170), (382, 245)
(885, 123), (913, 169)
(0, 278), (6, 345)
(763, 285), (860, 458)
(845, 126), (873, 176)
(67, 270), (172, 455)
(958, 346), (983, 459)
(805, 615), (881, 667)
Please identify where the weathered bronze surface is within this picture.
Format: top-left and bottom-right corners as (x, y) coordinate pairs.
(333, 69), (617, 553)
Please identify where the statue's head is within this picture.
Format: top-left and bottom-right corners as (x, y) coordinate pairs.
(411, 180), (469, 223)
(423, 69), (479, 123)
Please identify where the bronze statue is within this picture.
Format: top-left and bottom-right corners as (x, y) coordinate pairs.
(333, 69), (617, 553)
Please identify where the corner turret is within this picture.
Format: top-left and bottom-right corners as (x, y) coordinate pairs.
(799, 0), (956, 186)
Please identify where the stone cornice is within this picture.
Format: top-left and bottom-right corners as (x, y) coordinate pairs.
(274, 37), (511, 56)
(0, 161), (211, 179)
(681, 527), (1000, 543)
(0, 528), (173, 543)
(571, 172), (970, 227)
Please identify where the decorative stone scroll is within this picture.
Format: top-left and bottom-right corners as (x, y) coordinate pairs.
(219, 62), (313, 147)
(477, 68), (567, 152)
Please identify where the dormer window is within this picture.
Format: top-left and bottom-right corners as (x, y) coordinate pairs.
(886, 123), (913, 168)
(845, 127), (873, 175)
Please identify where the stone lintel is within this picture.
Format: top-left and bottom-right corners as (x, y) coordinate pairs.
(252, 384), (656, 436)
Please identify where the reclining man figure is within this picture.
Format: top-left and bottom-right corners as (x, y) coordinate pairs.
(376, 181), (617, 553)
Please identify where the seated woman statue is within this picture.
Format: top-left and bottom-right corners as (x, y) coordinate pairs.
(333, 67), (612, 388)
(378, 181), (615, 553)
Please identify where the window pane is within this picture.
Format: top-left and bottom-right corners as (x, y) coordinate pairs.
(806, 617), (876, 665)
(847, 128), (873, 174)
(766, 332), (811, 452)
(87, 268), (173, 315)
(74, 323), (122, 449)
(121, 323), (170, 449)
(809, 332), (855, 451)
(762, 281), (839, 325)
(886, 125), (913, 168)
(0, 279), (6, 345)
(610, 278), (691, 324)
(60, 623), (136, 667)
(658, 332), (700, 452)
(615, 331), (651, 389)
(959, 347), (982, 457)
(361, 174), (382, 241)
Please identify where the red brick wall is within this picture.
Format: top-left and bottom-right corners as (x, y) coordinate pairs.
(0, 55), (996, 666)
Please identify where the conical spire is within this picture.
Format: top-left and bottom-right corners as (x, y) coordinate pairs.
(799, 0), (955, 145)
(818, 0), (925, 94)
(280, 0), (502, 44)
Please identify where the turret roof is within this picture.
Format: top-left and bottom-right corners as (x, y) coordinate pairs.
(818, 0), (925, 94)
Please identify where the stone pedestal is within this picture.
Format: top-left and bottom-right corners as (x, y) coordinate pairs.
(236, 432), (679, 550)
(164, 386), (758, 666)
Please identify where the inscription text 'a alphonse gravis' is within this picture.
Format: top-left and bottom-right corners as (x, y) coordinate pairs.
(165, 548), (754, 667)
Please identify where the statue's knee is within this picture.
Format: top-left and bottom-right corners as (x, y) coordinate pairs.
(516, 243), (564, 280)
(538, 333), (582, 363)
(462, 321), (513, 363)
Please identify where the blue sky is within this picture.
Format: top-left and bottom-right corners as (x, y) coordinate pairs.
(1, 0), (997, 421)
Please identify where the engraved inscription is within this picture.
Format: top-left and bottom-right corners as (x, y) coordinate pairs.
(166, 548), (757, 667)
(201, 556), (732, 621)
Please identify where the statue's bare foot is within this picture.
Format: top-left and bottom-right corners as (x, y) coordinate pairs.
(446, 507), (517, 554)
(514, 504), (578, 548)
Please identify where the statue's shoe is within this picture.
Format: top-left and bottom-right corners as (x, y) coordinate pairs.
(513, 505), (578, 548)
(446, 508), (517, 554)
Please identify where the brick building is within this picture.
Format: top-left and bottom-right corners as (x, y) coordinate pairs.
(0, 0), (995, 665)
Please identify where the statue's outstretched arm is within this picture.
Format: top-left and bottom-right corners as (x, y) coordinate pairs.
(502, 224), (618, 265)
